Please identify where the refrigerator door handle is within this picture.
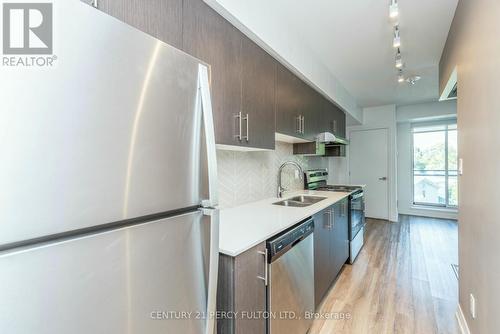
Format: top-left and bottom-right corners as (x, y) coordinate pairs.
(199, 65), (219, 334)
(198, 64), (219, 208)
(202, 208), (220, 334)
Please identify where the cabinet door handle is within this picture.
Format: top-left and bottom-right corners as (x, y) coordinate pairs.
(330, 209), (335, 229)
(234, 112), (242, 141)
(246, 113), (249, 142)
(301, 116), (305, 134)
(242, 113), (249, 142)
(324, 211), (331, 229)
(257, 249), (268, 286)
(296, 115), (301, 134)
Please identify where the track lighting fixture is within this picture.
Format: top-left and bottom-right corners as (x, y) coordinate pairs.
(398, 69), (405, 83)
(393, 25), (401, 48)
(406, 75), (422, 85)
(389, 0), (399, 19)
(388, 1), (420, 84)
(395, 48), (403, 68)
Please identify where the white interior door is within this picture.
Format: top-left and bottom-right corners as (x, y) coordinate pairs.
(349, 128), (389, 220)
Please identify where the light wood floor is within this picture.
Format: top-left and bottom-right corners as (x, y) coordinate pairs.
(309, 215), (459, 334)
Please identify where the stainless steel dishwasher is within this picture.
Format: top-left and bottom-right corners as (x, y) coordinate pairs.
(267, 218), (315, 334)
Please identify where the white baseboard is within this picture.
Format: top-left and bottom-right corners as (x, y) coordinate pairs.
(399, 207), (458, 220)
(456, 303), (471, 334)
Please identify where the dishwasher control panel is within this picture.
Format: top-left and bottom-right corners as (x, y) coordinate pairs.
(267, 218), (314, 262)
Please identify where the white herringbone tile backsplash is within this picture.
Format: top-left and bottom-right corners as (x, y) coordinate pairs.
(217, 142), (331, 208)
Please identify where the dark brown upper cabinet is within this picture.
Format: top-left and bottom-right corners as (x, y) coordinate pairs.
(240, 36), (277, 150)
(337, 108), (347, 138)
(299, 81), (315, 141)
(183, 0), (276, 150)
(95, 0), (345, 150)
(97, 0), (183, 49)
(321, 97), (347, 139)
(304, 87), (324, 141)
(183, 0), (243, 147)
(277, 64), (346, 143)
(276, 64), (307, 139)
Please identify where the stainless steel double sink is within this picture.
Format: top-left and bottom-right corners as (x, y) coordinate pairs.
(273, 195), (327, 208)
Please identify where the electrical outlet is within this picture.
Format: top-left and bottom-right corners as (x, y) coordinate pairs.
(470, 293), (477, 319)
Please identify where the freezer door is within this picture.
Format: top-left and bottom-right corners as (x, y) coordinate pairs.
(0, 0), (217, 246)
(0, 209), (219, 334)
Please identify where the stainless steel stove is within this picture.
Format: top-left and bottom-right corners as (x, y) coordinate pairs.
(318, 185), (362, 193)
(304, 169), (365, 264)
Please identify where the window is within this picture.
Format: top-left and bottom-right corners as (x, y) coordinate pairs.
(412, 122), (458, 208)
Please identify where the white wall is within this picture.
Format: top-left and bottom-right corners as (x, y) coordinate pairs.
(348, 105), (399, 222)
(396, 100), (458, 220)
(203, 0), (363, 124)
(440, 1), (500, 332)
(397, 100), (457, 122)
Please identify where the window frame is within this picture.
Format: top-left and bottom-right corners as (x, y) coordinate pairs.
(410, 120), (458, 208)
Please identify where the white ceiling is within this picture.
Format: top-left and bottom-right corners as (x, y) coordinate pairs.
(252, 0), (459, 108)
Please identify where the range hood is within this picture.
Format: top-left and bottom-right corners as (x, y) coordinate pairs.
(316, 132), (349, 145)
(293, 132), (349, 157)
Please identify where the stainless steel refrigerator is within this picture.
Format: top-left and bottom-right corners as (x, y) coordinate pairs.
(0, 1), (219, 333)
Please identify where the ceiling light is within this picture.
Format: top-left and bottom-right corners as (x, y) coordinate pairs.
(398, 70), (405, 83)
(389, 0), (399, 18)
(395, 48), (403, 68)
(393, 26), (401, 48)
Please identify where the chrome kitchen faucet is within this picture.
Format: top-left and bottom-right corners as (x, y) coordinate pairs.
(277, 161), (304, 198)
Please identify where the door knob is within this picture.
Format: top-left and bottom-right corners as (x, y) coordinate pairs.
(379, 177), (387, 180)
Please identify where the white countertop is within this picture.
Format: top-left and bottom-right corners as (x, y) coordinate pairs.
(219, 190), (353, 257)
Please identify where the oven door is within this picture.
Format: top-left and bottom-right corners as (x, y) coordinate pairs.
(349, 191), (365, 240)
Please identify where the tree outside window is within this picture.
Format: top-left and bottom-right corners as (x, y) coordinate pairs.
(413, 122), (458, 207)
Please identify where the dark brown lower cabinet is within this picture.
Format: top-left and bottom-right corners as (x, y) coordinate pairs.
(333, 198), (349, 276)
(313, 199), (349, 309)
(313, 207), (334, 308)
(217, 242), (267, 334)
(332, 198), (349, 279)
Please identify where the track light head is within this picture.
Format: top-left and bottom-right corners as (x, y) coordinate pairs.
(398, 69), (405, 83)
(395, 48), (403, 68)
(393, 25), (401, 48)
(389, 0), (399, 18)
